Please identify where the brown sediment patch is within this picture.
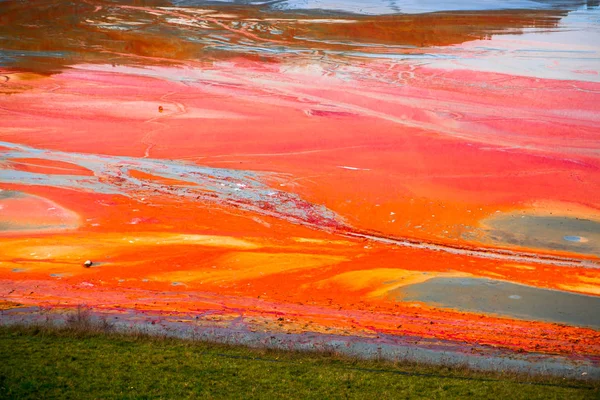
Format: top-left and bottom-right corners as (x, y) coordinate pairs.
(2, 72), (48, 82)
(0, 0), (566, 74)
(277, 10), (564, 48)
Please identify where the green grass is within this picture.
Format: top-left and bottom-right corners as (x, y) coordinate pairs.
(0, 322), (597, 399)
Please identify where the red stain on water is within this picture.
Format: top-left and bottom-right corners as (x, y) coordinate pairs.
(7, 158), (94, 176)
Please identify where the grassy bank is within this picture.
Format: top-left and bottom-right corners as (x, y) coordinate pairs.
(0, 322), (597, 399)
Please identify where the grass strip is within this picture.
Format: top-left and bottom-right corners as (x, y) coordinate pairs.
(0, 323), (597, 399)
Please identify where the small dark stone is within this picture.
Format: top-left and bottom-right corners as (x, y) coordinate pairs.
(83, 260), (93, 268)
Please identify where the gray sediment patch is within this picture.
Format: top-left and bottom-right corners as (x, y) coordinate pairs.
(473, 214), (600, 257)
(392, 277), (600, 329)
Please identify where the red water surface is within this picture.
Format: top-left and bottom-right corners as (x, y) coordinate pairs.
(1, 58), (599, 359)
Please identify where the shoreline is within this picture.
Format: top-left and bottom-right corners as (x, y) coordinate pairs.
(2, 305), (598, 380)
